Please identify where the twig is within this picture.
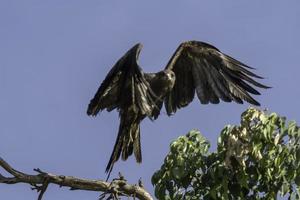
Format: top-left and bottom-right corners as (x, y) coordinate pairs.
(0, 157), (153, 200)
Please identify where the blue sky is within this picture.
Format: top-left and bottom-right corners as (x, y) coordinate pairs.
(1, 1), (299, 199)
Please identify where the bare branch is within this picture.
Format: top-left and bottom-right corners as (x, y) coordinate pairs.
(0, 157), (153, 200)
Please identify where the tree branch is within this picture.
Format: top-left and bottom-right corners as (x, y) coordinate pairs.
(0, 157), (153, 200)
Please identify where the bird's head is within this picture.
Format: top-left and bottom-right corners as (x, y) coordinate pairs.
(157, 70), (175, 81)
(155, 70), (176, 92)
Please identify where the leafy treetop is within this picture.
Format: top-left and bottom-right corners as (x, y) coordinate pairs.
(152, 108), (300, 200)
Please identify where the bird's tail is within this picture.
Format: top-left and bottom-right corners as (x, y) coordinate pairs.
(105, 115), (142, 181)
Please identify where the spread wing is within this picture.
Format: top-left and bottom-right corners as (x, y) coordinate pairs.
(87, 43), (157, 117)
(164, 41), (270, 115)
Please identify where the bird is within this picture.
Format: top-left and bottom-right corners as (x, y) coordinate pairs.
(87, 41), (269, 179)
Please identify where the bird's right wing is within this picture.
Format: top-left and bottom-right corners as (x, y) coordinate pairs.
(87, 43), (157, 118)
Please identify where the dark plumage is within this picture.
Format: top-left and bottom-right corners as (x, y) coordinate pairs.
(87, 41), (270, 178)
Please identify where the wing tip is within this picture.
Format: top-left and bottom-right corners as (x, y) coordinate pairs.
(133, 43), (143, 53)
(86, 111), (97, 116)
(253, 101), (261, 106)
(86, 103), (100, 116)
(263, 85), (272, 89)
(247, 98), (261, 107)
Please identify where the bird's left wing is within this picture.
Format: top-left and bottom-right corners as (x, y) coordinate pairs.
(87, 43), (157, 117)
(164, 41), (270, 115)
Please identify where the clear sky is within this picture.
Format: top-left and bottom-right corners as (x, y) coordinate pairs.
(1, 1), (299, 199)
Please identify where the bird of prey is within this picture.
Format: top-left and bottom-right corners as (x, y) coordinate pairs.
(87, 41), (269, 178)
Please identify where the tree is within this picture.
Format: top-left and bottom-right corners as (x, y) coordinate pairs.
(1, 108), (300, 200)
(152, 108), (300, 199)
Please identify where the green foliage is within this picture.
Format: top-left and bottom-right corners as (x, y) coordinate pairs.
(152, 108), (300, 200)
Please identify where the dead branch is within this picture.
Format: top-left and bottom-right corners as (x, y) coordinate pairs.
(0, 157), (153, 200)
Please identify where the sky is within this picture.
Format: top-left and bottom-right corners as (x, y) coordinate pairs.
(0, 1), (299, 199)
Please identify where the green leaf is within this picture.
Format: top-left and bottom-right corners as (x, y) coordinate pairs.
(172, 166), (185, 180)
(274, 133), (280, 145)
(280, 182), (290, 196)
(151, 171), (160, 185)
(155, 184), (167, 200)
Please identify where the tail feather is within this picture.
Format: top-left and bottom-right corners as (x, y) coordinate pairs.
(105, 116), (142, 181)
(133, 125), (142, 163)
